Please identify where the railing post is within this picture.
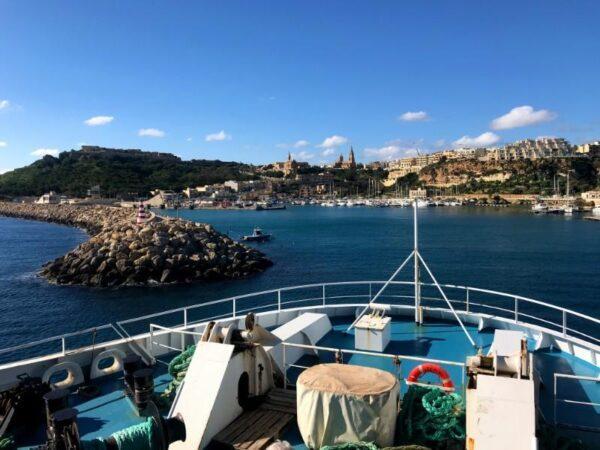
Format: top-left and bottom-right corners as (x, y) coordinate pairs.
(514, 297), (519, 323)
(182, 309), (188, 351)
(562, 311), (567, 337)
(369, 283), (372, 302)
(233, 298), (237, 319)
(277, 290), (281, 311)
(283, 344), (287, 390)
(466, 288), (470, 313)
(61, 337), (66, 356)
(553, 374), (557, 425)
(149, 327), (154, 357)
(322, 285), (326, 306)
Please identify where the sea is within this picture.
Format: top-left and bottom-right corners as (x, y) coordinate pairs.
(0, 206), (598, 358)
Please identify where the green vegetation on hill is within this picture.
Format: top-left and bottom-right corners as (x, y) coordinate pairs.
(416, 157), (600, 195)
(0, 147), (256, 197)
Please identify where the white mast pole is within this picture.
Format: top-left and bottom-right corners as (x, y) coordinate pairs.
(414, 200), (421, 324)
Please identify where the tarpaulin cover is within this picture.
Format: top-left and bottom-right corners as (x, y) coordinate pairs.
(297, 364), (399, 449)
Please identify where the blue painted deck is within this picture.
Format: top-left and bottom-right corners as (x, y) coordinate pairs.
(13, 315), (600, 447)
(14, 361), (174, 448)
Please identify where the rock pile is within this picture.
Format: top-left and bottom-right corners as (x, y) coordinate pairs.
(0, 202), (272, 287)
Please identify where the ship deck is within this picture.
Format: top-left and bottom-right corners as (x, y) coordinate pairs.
(11, 314), (600, 448)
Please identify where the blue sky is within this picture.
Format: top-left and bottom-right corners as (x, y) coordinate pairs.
(1, 1), (600, 172)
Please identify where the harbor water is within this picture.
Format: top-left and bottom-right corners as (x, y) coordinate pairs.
(0, 206), (598, 353)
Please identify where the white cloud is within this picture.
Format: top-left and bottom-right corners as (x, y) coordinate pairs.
(205, 130), (231, 142)
(321, 148), (335, 157)
(0, 100), (9, 110)
(138, 128), (165, 137)
(318, 135), (349, 148)
(292, 151), (314, 161)
(186, 137), (193, 142)
(398, 111), (429, 122)
(31, 148), (59, 158)
(452, 132), (500, 148)
(84, 115), (114, 126)
(293, 140), (310, 148)
(0, 168), (12, 174)
(277, 139), (310, 149)
(0, 141), (6, 148)
(364, 145), (405, 161)
(491, 105), (556, 130)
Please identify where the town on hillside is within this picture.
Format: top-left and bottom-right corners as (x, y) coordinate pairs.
(7, 138), (600, 213)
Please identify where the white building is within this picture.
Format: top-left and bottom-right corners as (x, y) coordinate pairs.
(581, 190), (600, 205)
(36, 191), (67, 204)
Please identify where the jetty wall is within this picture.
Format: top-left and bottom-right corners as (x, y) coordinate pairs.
(0, 202), (272, 287)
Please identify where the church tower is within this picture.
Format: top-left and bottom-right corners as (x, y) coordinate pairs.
(348, 146), (356, 166)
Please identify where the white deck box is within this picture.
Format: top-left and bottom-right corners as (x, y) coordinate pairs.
(354, 315), (391, 352)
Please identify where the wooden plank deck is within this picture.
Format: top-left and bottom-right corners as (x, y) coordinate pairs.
(211, 388), (297, 450)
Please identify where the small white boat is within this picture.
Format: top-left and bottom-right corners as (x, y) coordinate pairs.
(242, 227), (271, 242)
(592, 206), (600, 216)
(531, 203), (548, 213)
(562, 205), (573, 215)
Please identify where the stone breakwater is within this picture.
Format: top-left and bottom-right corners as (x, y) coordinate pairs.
(0, 203), (272, 287)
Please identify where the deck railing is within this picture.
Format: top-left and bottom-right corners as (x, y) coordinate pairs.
(0, 280), (598, 366)
(281, 341), (466, 392)
(553, 373), (600, 432)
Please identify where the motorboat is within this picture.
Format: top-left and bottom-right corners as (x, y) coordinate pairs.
(242, 227), (271, 242)
(531, 203), (548, 213)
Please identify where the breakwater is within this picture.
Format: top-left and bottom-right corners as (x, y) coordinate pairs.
(0, 203), (272, 287)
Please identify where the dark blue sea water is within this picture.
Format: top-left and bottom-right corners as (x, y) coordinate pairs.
(1, 206), (598, 354)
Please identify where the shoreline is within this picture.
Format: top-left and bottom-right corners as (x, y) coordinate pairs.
(0, 202), (272, 288)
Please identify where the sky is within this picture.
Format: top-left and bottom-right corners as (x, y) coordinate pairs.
(1, 1), (600, 173)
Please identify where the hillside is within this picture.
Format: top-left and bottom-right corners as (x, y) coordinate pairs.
(418, 157), (600, 195)
(0, 146), (256, 197)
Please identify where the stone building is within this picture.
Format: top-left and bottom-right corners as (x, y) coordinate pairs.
(576, 141), (600, 157)
(334, 147), (357, 169)
(487, 138), (572, 161)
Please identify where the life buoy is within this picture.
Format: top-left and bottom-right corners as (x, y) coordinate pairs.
(406, 363), (454, 390)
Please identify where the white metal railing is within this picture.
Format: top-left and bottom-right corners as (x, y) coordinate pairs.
(281, 341), (466, 391)
(1, 280), (599, 366)
(553, 372), (600, 432)
(0, 323), (121, 360)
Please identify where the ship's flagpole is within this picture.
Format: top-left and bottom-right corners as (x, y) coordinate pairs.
(414, 199), (421, 324)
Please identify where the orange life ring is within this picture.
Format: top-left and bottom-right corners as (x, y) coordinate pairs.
(407, 363), (454, 389)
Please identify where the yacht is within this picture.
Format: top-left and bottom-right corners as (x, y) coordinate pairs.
(0, 203), (597, 450)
